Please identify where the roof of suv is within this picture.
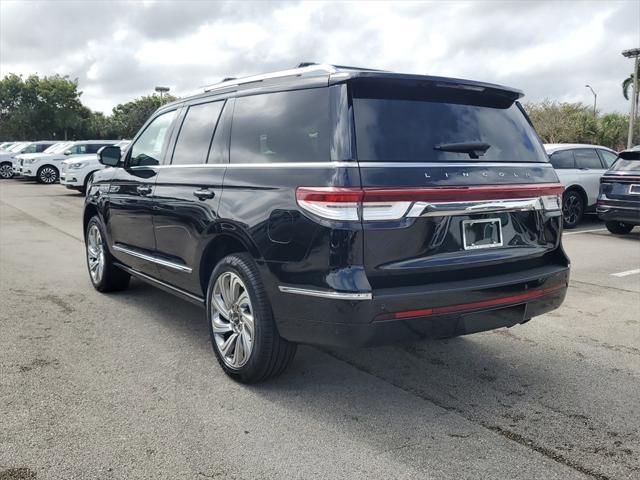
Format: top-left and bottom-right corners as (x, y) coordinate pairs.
(166, 63), (525, 109)
(544, 143), (616, 154)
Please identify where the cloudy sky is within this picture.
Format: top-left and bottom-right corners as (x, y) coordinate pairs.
(1, 0), (638, 114)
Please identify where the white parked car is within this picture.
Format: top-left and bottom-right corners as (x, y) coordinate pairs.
(13, 142), (72, 177)
(61, 140), (130, 193)
(544, 144), (619, 228)
(18, 140), (120, 184)
(0, 141), (57, 179)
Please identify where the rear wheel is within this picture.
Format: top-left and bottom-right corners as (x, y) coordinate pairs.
(605, 221), (634, 235)
(207, 253), (296, 383)
(37, 165), (58, 184)
(0, 162), (13, 179)
(562, 190), (584, 229)
(86, 216), (130, 292)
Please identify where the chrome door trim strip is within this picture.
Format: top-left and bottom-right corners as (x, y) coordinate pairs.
(114, 263), (203, 303)
(278, 285), (372, 300)
(112, 244), (192, 273)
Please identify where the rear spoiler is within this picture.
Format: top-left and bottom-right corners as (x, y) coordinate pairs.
(618, 149), (640, 160)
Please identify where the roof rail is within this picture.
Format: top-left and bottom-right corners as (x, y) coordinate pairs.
(202, 63), (338, 93)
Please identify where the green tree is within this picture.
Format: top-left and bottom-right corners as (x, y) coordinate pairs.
(108, 94), (177, 139)
(524, 100), (598, 144)
(0, 74), (85, 140)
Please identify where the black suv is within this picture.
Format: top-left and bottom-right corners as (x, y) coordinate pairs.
(84, 64), (569, 382)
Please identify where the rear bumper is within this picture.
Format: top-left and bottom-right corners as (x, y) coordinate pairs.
(597, 203), (640, 225)
(269, 264), (569, 347)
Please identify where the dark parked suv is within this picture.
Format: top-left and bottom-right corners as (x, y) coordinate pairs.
(84, 64), (569, 382)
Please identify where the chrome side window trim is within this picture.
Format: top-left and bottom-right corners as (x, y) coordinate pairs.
(357, 162), (554, 168)
(278, 286), (372, 300)
(112, 244), (192, 273)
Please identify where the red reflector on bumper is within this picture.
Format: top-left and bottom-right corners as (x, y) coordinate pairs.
(374, 283), (566, 322)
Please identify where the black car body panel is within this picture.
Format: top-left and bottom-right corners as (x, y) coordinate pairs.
(85, 64), (569, 347)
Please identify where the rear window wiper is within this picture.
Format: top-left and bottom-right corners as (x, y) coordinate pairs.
(434, 142), (491, 159)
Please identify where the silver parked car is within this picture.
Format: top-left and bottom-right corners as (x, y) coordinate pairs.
(544, 144), (619, 228)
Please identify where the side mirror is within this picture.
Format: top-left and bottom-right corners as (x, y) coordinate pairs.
(98, 146), (121, 167)
(64, 150), (72, 155)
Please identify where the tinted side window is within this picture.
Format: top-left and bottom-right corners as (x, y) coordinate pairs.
(208, 99), (233, 164)
(86, 144), (110, 154)
(129, 110), (178, 167)
(22, 144), (38, 154)
(231, 89), (330, 163)
(68, 144), (89, 155)
(172, 101), (224, 165)
(35, 144), (50, 153)
(550, 150), (574, 169)
(574, 149), (603, 169)
(598, 149), (618, 168)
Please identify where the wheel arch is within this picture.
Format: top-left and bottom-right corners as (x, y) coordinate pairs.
(564, 184), (588, 206)
(83, 203), (99, 240)
(198, 232), (262, 296)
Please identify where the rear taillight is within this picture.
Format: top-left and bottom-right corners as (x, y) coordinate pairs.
(296, 184), (564, 221)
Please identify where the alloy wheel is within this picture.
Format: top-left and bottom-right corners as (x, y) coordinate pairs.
(562, 192), (582, 226)
(39, 167), (57, 184)
(211, 272), (255, 369)
(0, 164), (12, 179)
(87, 224), (105, 284)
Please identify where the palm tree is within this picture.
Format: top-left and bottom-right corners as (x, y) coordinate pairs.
(623, 62), (639, 121)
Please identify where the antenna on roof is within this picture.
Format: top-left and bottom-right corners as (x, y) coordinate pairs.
(297, 62), (317, 68)
(222, 77), (237, 82)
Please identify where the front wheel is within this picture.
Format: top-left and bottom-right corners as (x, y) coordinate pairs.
(206, 253), (296, 383)
(605, 221), (634, 235)
(85, 216), (130, 292)
(0, 162), (13, 179)
(37, 165), (59, 184)
(562, 190), (584, 229)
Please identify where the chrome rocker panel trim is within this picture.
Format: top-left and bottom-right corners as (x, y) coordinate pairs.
(112, 244), (192, 273)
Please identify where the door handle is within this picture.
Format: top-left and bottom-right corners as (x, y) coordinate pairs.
(136, 185), (152, 196)
(193, 188), (215, 200)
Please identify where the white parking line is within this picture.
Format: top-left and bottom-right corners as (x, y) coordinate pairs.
(564, 228), (608, 235)
(611, 268), (640, 278)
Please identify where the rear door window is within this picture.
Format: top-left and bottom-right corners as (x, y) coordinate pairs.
(574, 149), (603, 169)
(597, 149), (618, 168)
(35, 144), (51, 153)
(230, 89), (330, 163)
(352, 84), (547, 163)
(171, 100), (224, 165)
(550, 150), (575, 169)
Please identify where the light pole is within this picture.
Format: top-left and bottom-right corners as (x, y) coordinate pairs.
(155, 86), (170, 98)
(585, 84), (597, 116)
(622, 48), (640, 149)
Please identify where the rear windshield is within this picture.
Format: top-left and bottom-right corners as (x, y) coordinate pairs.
(352, 86), (547, 163)
(611, 159), (640, 172)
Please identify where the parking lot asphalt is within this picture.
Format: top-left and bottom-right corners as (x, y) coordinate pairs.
(1, 180), (639, 480)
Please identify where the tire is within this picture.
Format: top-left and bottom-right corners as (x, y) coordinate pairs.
(85, 216), (130, 292)
(206, 253), (296, 383)
(80, 171), (96, 195)
(37, 165), (59, 184)
(605, 221), (634, 235)
(0, 162), (13, 179)
(562, 189), (584, 229)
